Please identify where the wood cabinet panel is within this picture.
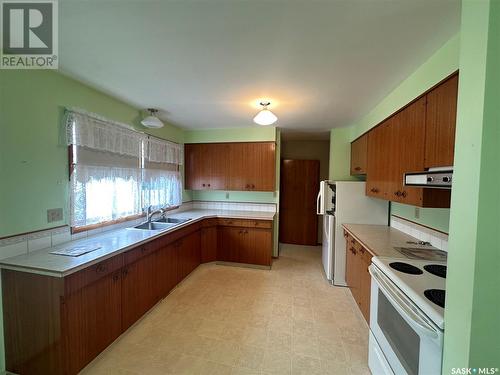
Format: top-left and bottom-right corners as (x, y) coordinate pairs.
(344, 230), (372, 324)
(185, 142), (275, 192)
(425, 74), (458, 168)
(217, 226), (240, 262)
(350, 134), (368, 175)
(366, 119), (393, 200)
(62, 271), (122, 374)
(201, 226), (217, 263)
(121, 250), (158, 331)
(250, 228), (272, 266)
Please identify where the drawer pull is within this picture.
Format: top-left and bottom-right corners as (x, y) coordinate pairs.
(401, 191), (407, 198)
(96, 264), (107, 274)
(112, 274), (120, 282)
(370, 187), (379, 193)
(354, 166), (361, 171)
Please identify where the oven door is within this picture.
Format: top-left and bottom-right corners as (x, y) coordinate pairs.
(369, 265), (444, 375)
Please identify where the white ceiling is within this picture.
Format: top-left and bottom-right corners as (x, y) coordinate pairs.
(59, 0), (460, 131)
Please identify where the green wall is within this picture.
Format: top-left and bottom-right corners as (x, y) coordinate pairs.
(329, 127), (357, 181)
(0, 70), (184, 238)
(443, 0), (500, 370)
(328, 33), (460, 232)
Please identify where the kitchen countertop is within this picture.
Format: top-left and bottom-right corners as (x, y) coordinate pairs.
(342, 223), (441, 258)
(0, 209), (275, 278)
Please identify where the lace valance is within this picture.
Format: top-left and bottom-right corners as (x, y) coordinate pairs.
(147, 136), (183, 165)
(65, 108), (145, 158)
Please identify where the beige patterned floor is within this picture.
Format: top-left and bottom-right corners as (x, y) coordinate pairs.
(81, 244), (370, 375)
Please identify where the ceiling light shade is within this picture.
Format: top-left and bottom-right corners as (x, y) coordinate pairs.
(141, 108), (164, 128)
(253, 102), (277, 126)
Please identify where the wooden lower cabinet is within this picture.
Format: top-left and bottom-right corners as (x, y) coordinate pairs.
(2, 218), (273, 375)
(218, 225), (272, 266)
(62, 270), (122, 374)
(121, 248), (159, 331)
(201, 225), (217, 262)
(344, 231), (372, 324)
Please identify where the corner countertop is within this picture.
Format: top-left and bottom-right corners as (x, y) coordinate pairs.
(0, 209), (275, 278)
(342, 223), (440, 258)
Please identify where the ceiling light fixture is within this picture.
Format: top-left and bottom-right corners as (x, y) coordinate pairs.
(141, 108), (164, 129)
(253, 101), (277, 126)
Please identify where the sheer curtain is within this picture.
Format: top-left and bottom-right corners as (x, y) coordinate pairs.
(66, 108), (183, 229)
(71, 165), (142, 227)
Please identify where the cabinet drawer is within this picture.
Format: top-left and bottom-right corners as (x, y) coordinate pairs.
(124, 245), (152, 265)
(65, 254), (123, 295)
(218, 218), (272, 228)
(217, 218), (243, 227)
(201, 218), (218, 227)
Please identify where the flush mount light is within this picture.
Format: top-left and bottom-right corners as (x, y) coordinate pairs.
(141, 108), (164, 129)
(253, 101), (277, 126)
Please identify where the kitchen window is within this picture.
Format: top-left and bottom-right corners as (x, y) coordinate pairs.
(66, 109), (182, 231)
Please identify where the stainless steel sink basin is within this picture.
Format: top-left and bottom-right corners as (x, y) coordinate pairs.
(154, 217), (191, 224)
(133, 222), (175, 231)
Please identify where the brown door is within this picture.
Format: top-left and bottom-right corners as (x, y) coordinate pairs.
(279, 159), (320, 246)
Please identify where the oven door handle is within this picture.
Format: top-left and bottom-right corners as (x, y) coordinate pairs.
(369, 265), (440, 339)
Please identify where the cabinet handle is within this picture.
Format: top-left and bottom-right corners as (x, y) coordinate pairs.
(96, 264), (107, 274)
(202, 183), (206, 187)
(370, 188), (379, 193)
(251, 184), (255, 189)
(354, 167), (361, 171)
(112, 273), (120, 282)
(394, 191), (402, 197)
(401, 191), (407, 198)
(208, 184), (211, 187)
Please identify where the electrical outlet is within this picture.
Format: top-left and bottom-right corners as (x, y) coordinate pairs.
(414, 207), (420, 219)
(47, 208), (63, 223)
(225, 192), (230, 199)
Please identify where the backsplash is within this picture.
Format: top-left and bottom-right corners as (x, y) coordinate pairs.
(391, 215), (449, 251)
(0, 200), (277, 261)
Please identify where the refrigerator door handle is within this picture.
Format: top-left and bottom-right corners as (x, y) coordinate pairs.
(316, 191), (322, 215)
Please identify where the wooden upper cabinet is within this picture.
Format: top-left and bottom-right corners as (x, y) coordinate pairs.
(185, 142), (275, 192)
(350, 134), (368, 175)
(366, 119), (393, 200)
(185, 143), (229, 190)
(424, 74), (459, 168)
(365, 74), (457, 208)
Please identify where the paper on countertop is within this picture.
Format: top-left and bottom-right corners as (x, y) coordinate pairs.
(50, 245), (102, 257)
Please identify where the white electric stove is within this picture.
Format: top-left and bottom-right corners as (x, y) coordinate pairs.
(368, 251), (447, 375)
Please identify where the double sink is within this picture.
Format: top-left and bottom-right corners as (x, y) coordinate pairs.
(131, 217), (192, 232)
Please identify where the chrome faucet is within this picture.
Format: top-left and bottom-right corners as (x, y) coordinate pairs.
(146, 206), (165, 223)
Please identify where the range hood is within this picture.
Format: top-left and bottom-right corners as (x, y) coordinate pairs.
(404, 167), (453, 189)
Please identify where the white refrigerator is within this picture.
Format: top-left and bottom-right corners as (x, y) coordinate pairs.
(317, 181), (388, 286)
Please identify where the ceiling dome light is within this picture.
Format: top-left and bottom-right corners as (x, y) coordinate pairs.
(141, 108), (164, 129)
(253, 102), (277, 126)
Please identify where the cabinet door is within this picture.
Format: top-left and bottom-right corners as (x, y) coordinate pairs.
(228, 142), (275, 191)
(63, 271), (122, 374)
(351, 134), (368, 175)
(248, 228), (272, 266)
(425, 74), (458, 168)
(393, 97), (426, 205)
(208, 143), (230, 190)
(250, 142), (276, 191)
(156, 243), (178, 299)
(121, 252), (157, 330)
(184, 144), (206, 190)
(366, 120), (393, 199)
(217, 226), (241, 262)
(201, 226), (217, 263)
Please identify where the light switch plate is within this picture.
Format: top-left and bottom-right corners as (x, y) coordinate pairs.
(225, 192), (230, 199)
(414, 207), (420, 219)
(47, 208), (63, 223)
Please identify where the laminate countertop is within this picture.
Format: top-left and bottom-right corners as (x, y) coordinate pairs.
(0, 209), (275, 278)
(342, 224), (441, 258)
